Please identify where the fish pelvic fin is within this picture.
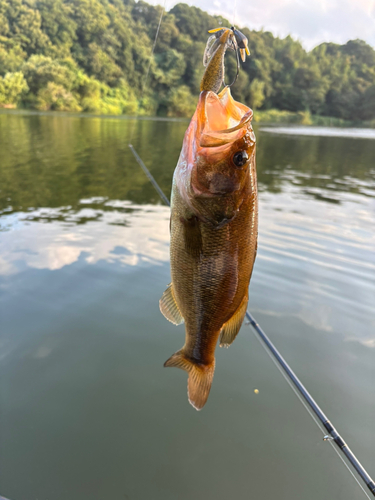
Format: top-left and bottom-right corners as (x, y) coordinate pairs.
(219, 294), (248, 348)
(159, 283), (184, 325)
(164, 350), (215, 411)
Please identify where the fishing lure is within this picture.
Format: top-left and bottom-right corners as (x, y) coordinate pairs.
(207, 26), (250, 62)
(201, 26), (250, 92)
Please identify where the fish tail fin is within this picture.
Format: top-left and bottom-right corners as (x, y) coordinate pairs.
(164, 349), (215, 411)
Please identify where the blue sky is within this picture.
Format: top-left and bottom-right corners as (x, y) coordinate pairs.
(151, 0), (375, 50)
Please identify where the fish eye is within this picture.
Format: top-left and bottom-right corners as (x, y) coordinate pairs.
(232, 150), (249, 167)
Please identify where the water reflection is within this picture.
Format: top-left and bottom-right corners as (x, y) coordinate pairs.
(256, 132), (375, 199)
(0, 112), (374, 500)
(0, 111), (374, 344)
(261, 126), (375, 139)
(0, 113), (184, 213)
(0, 202), (170, 275)
(1, 112), (375, 215)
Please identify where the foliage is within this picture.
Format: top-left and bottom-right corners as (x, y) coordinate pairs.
(249, 78), (265, 110)
(253, 109), (312, 125)
(166, 85), (196, 117)
(0, 0), (374, 120)
(0, 71), (28, 107)
(35, 82), (81, 111)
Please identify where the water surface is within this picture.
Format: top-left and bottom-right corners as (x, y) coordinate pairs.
(0, 113), (374, 500)
(260, 125), (375, 139)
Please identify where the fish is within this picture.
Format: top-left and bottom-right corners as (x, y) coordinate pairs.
(160, 28), (258, 410)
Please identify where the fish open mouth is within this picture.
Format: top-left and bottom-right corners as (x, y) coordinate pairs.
(197, 87), (253, 148)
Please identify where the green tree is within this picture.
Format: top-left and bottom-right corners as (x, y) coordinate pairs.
(0, 0), (50, 55)
(36, 81), (81, 110)
(21, 55), (78, 93)
(358, 84), (375, 120)
(165, 84), (196, 117)
(0, 71), (28, 106)
(0, 43), (25, 74)
(249, 78), (265, 110)
(0, 0), (374, 119)
(154, 49), (186, 88)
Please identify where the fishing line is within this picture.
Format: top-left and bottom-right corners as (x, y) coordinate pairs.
(128, 0), (167, 145)
(144, 3), (166, 87)
(232, 0), (238, 28)
(128, 0), (169, 205)
(225, 36), (240, 89)
(329, 445), (373, 500)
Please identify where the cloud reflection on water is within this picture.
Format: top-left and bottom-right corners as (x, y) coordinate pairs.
(0, 202), (170, 275)
(1, 184), (373, 352)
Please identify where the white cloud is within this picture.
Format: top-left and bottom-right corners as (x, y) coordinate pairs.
(158, 0), (375, 50)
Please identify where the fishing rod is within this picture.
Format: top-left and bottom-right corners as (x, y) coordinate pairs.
(128, 144), (170, 206)
(128, 146), (375, 498)
(246, 311), (375, 498)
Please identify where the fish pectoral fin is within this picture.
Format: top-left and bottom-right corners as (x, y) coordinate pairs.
(159, 283), (184, 325)
(219, 295), (248, 348)
(164, 350), (215, 411)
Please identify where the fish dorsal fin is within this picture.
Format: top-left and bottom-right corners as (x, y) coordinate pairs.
(159, 283), (184, 325)
(219, 295), (248, 347)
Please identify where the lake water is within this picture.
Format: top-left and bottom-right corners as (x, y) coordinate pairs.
(0, 111), (374, 500)
(260, 125), (375, 140)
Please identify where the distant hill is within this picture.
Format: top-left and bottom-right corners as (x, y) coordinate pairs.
(0, 0), (374, 120)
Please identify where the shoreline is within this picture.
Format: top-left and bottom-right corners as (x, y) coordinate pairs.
(1, 107), (374, 129)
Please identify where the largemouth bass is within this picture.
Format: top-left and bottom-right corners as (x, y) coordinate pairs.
(160, 28), (258, 410)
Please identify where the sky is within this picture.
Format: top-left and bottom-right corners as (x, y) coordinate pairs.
(151, 0), (375, 50)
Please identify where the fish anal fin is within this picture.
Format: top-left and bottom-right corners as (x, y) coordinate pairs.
(159, 283), (184, 325)
(180, 215), (202, 258)
(219, 295), (248, 348)
(164, 350), (215, 410)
